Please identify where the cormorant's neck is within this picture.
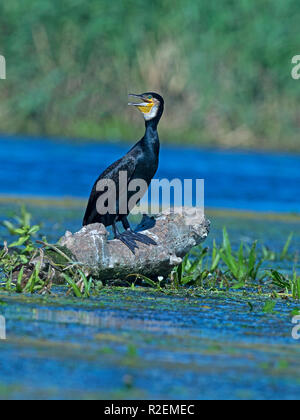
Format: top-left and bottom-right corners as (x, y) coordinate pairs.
(142, 118), (159, 148)
(145, 117), (159, 132)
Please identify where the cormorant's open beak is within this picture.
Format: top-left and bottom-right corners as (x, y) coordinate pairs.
(128, 94), (151, 107)
(128, 94), (154, 114)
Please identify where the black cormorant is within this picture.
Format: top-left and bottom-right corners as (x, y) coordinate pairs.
(83, 92), (164, 253)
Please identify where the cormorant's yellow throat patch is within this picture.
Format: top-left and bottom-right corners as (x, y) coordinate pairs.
(137, 99), (154, 114)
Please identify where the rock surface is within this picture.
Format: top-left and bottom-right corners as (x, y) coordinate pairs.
(60, 208), (210, 282)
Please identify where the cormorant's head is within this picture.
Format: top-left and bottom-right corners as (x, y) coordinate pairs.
(128, 92), (164, 122)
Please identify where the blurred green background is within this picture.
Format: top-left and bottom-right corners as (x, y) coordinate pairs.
(0, 0), (299, 150)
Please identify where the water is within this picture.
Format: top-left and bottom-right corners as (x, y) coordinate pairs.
(0, 135), (299, 212)
(0, 290), (300, 400)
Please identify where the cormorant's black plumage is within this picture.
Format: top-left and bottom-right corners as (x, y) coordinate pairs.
(83, 92), (164, 253)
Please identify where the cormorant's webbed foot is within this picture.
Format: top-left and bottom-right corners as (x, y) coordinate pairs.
(124, 230), (157, 246)
(115, 232), (138, 254)
(120, 217), (157, 248)
(113, 221), (138, 254)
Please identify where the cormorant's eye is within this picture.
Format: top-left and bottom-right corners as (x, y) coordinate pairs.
(148, 95), (152, 100)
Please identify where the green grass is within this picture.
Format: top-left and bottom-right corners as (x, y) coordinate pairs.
(170, 227), (299, 297)
(0, 0), (300, 151)
(0, 207), (299, 301)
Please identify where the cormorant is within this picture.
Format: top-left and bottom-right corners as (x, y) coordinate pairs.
(83, 92), (164, 253)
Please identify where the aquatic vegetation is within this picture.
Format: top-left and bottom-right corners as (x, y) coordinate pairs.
(2, 205), (41, 258)
(0, 207), (98, 297)
(262, 233), (294, 262)
(171, 228), (299, 298)
(268, 269), (300, 300)
(0, 208), (299, 301)
(219, 228), (264, 285)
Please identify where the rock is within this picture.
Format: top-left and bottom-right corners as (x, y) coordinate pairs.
(59, 208), (210, 283)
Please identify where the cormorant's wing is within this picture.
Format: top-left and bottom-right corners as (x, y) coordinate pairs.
(83, 152), (137, 225)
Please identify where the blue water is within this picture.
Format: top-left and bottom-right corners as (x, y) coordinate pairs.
(1, 290), (300, 400)
(0, 135), (299, 212)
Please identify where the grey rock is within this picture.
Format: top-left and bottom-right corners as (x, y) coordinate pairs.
(60, 208), (210, 282)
